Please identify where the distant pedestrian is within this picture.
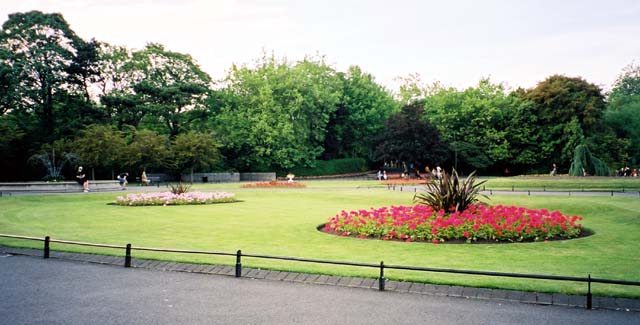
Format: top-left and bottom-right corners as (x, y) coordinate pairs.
(551, 163), (557, 176)
(377, 169), (383, 181)
(118, 172), (129, 190)
(383, 170), (388, 180)
(76, 166), (89, 192)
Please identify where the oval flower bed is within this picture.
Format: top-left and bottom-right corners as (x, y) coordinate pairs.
(241, 181), (306, 188)
(114, 192), (237, 206)
(323, 204), (583, 243)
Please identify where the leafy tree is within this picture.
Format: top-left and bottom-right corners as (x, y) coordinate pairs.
(423, 79), (529, 172)
(373, 102), (448, 166)
(131, 43), (212, 136)
(215, 53), (341, 171)
(605, 63), (640, 165)
(171, 131), (222, 182)
(0, 11), (97, 142)
(520, 75), (610, 169)
(123, 129), (170, 173)
(323, 66), (398, 160)
(72, 124), (126, 179)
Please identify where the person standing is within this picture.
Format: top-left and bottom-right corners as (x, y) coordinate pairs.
(76, 166), (89, 192)
(551, 163), (557, 176)
(118, 172), (129, 190)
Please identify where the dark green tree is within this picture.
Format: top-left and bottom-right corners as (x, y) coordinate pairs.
(605, 63), (640, 165)
(323, 66), (398, 160)
(373, 102), (448, 166)
(123, 129), (171, 173)
(0, 11), (98, 142)
(72, 124), (126, 179)
(171, 131), (222, 182)
(520, 75), (613, 169)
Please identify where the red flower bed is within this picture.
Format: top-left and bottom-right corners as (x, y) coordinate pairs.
(381, 179), (429, 185)
(323, 204), (583, 243)
(241, 181), (306, 188)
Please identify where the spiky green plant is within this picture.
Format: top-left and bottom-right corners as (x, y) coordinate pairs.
(413, 169), (488, 212)
(168, 182), (191, 195)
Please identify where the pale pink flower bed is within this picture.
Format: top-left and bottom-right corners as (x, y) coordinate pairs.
(114, 191), (236, 206)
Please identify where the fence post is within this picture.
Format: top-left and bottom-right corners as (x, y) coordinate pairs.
(611, 191), (614, 197)
(378, 261), (385, 291)
(235, 250), (242, 277)
(512, 185), (514, 192)
(400, 186), (403, 192)
(44, 236), (50, 259)
(490, 189), (493, 195)
(543, 185), (546, 192)
(586, 274), (592, 310)
(528, 190), (530, 196)
(125, 244), (131, 267)
(622, 186), (625, 193)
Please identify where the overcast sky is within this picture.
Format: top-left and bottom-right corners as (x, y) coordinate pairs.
(2, 0), (639, 92)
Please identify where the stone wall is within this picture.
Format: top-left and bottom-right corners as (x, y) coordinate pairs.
(179, 172), (276, 183)
(240, 172), (276, 182)
(0, 180), (120, 193)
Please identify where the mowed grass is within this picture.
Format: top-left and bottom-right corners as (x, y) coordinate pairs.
(482, 176), (640, 191)
(1, 181), (639, 298)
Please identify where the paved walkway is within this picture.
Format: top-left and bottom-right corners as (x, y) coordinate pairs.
(2, 245), (638, 313)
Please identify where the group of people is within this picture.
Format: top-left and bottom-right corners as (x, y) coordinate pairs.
(75, 167), (150, 192)
(378, 161), (443, 180)
(617, 166), (638, 177)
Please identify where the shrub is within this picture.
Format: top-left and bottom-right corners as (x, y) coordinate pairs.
(413, 169), (487, 212)
(282, 158), (367, 177)
(324, 204), (583, 243)
(169, 182), (191, 195)
(114, 192), (236, 206)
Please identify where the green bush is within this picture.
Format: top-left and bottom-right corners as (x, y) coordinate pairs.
(280, 158), (368, 177)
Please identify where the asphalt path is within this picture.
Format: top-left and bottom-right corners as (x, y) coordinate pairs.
(1, 254), (637, 325)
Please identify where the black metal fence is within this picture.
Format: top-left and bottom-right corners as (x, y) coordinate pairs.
(2, 233), (639, 310)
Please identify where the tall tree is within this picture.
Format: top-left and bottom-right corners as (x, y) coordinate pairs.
(423, 79), (528, 172)
(215, 53), (341, 171)
(171, 131), (222, 182)
(0, 11), (95, 142)
(605, 63), (640, 165)
(132, 43), (212, 136)
(520, 75), (607, 168)
(373, 102), (448, 167)
(323, 66), (398, 160)
(72, 124), (126, 179)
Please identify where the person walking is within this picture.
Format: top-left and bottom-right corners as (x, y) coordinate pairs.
(118, 172), (129, 190)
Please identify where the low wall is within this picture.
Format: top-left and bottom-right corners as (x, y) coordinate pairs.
(181, 172), (240, 183)
(0, 180), (121, 193)
(178, 172), (276, 183)
(240, 172), (276, 182)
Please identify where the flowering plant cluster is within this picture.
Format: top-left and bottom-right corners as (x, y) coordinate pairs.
(382, 179), (429, 185)
(241, 181), (306, 188)
(114, 191), (237, 206)
(324, 204), (583, 243)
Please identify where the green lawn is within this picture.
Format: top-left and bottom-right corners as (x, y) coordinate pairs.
(1, 181), (639, 298)
(482, 176), (640, 191)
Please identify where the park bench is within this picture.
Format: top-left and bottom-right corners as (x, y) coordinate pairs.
(135, 176), (161, 186)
